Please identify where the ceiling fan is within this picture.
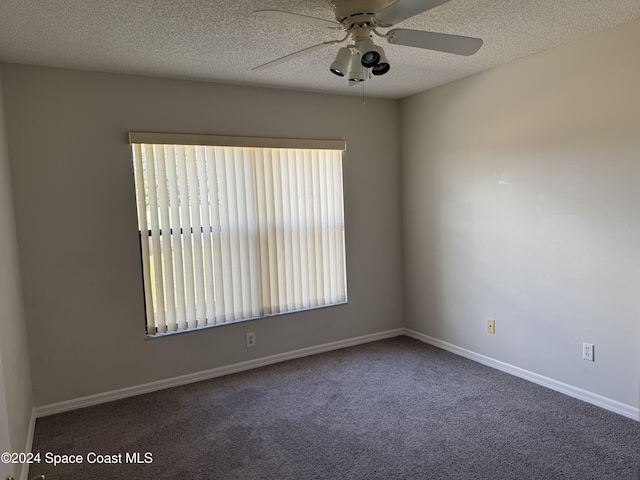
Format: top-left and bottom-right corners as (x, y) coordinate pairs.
(253, 0), (483, 85)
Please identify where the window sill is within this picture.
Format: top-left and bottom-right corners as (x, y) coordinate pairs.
(144, 300), (348, 340)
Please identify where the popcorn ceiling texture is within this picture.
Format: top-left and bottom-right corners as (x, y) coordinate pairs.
(0, 0), (638, 99)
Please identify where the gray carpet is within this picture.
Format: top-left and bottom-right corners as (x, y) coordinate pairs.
(29, 336), (638, 479)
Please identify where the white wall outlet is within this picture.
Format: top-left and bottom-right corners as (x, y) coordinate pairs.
(583, 342), (594, 361)
(487, 319), (495, 334)
(246, 332), (256, 348)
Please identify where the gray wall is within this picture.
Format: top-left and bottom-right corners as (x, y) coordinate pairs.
(2, 66), (404, 406)
(401, 19), (640, 408)
(0, 66), (33, 479)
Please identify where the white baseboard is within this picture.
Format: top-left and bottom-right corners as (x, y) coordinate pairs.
(19, 409), (36, 480)
(35, 328), (405, 418)
(405, 328), (640, 421)
(33, 327), (639, 422)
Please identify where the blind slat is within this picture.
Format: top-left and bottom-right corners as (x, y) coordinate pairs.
(206, 146), (226, 324)
(334, 151), (347, 301)
(176, 146), (197, 327)
(288, 150), (302, 310)
(311, 149), (324, 305)
(253, 149), (272, 314)
(166, 146), (187, 331)
(217, 148), (237, 320)
(262, 149), (280, 313)
(145, 145), (166, 332)
(303, 149), (317, 307)
(272, 150), (287, 313)
(197, 146), (215, 326)
(186, 146), (206, 326)
(155, 145), (177, 331)
(132, 144), (156, 333)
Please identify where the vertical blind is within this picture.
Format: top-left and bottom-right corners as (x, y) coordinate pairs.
(130, 134), (347, 335)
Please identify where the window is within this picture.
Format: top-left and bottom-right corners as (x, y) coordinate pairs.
(130, 132), (347, 335)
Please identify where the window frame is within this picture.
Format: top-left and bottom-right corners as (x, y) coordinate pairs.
(129, 132), (348, 337)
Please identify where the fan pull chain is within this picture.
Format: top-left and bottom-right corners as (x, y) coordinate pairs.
(362, 81), (366, 107)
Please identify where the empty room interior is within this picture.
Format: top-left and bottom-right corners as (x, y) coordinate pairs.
(0, 1), (638, 479)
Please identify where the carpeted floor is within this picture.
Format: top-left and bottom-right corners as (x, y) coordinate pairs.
(29, 336), (638, 479)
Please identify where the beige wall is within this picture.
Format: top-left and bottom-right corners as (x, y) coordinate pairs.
(401, 19), (640, 408)
(0, 66), (33, 479)
(2, 66), (404, 406)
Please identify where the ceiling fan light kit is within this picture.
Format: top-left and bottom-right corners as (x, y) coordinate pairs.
(371, 48), (390, 75)
(347, 51), (367, 82)
(355, 36), (379, 67)
(253, 0), (483, 86)
(329, 46), (353, 76)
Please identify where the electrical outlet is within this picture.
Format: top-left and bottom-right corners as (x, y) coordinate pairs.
(583, 342), (594, 361)
(246, 332), (256, 348)
(487, 319), (495, 334)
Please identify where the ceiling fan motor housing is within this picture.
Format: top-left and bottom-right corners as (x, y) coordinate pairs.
(331, 0), (391, 27)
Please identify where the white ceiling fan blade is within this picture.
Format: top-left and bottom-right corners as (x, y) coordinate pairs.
(387, 29), (483, 56)
(374, 0), (453, 27)
(253, 43), (333, 71)
(254, 10), (343, 29)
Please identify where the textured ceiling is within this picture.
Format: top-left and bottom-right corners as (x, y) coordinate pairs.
(0, 0), (638, 99)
